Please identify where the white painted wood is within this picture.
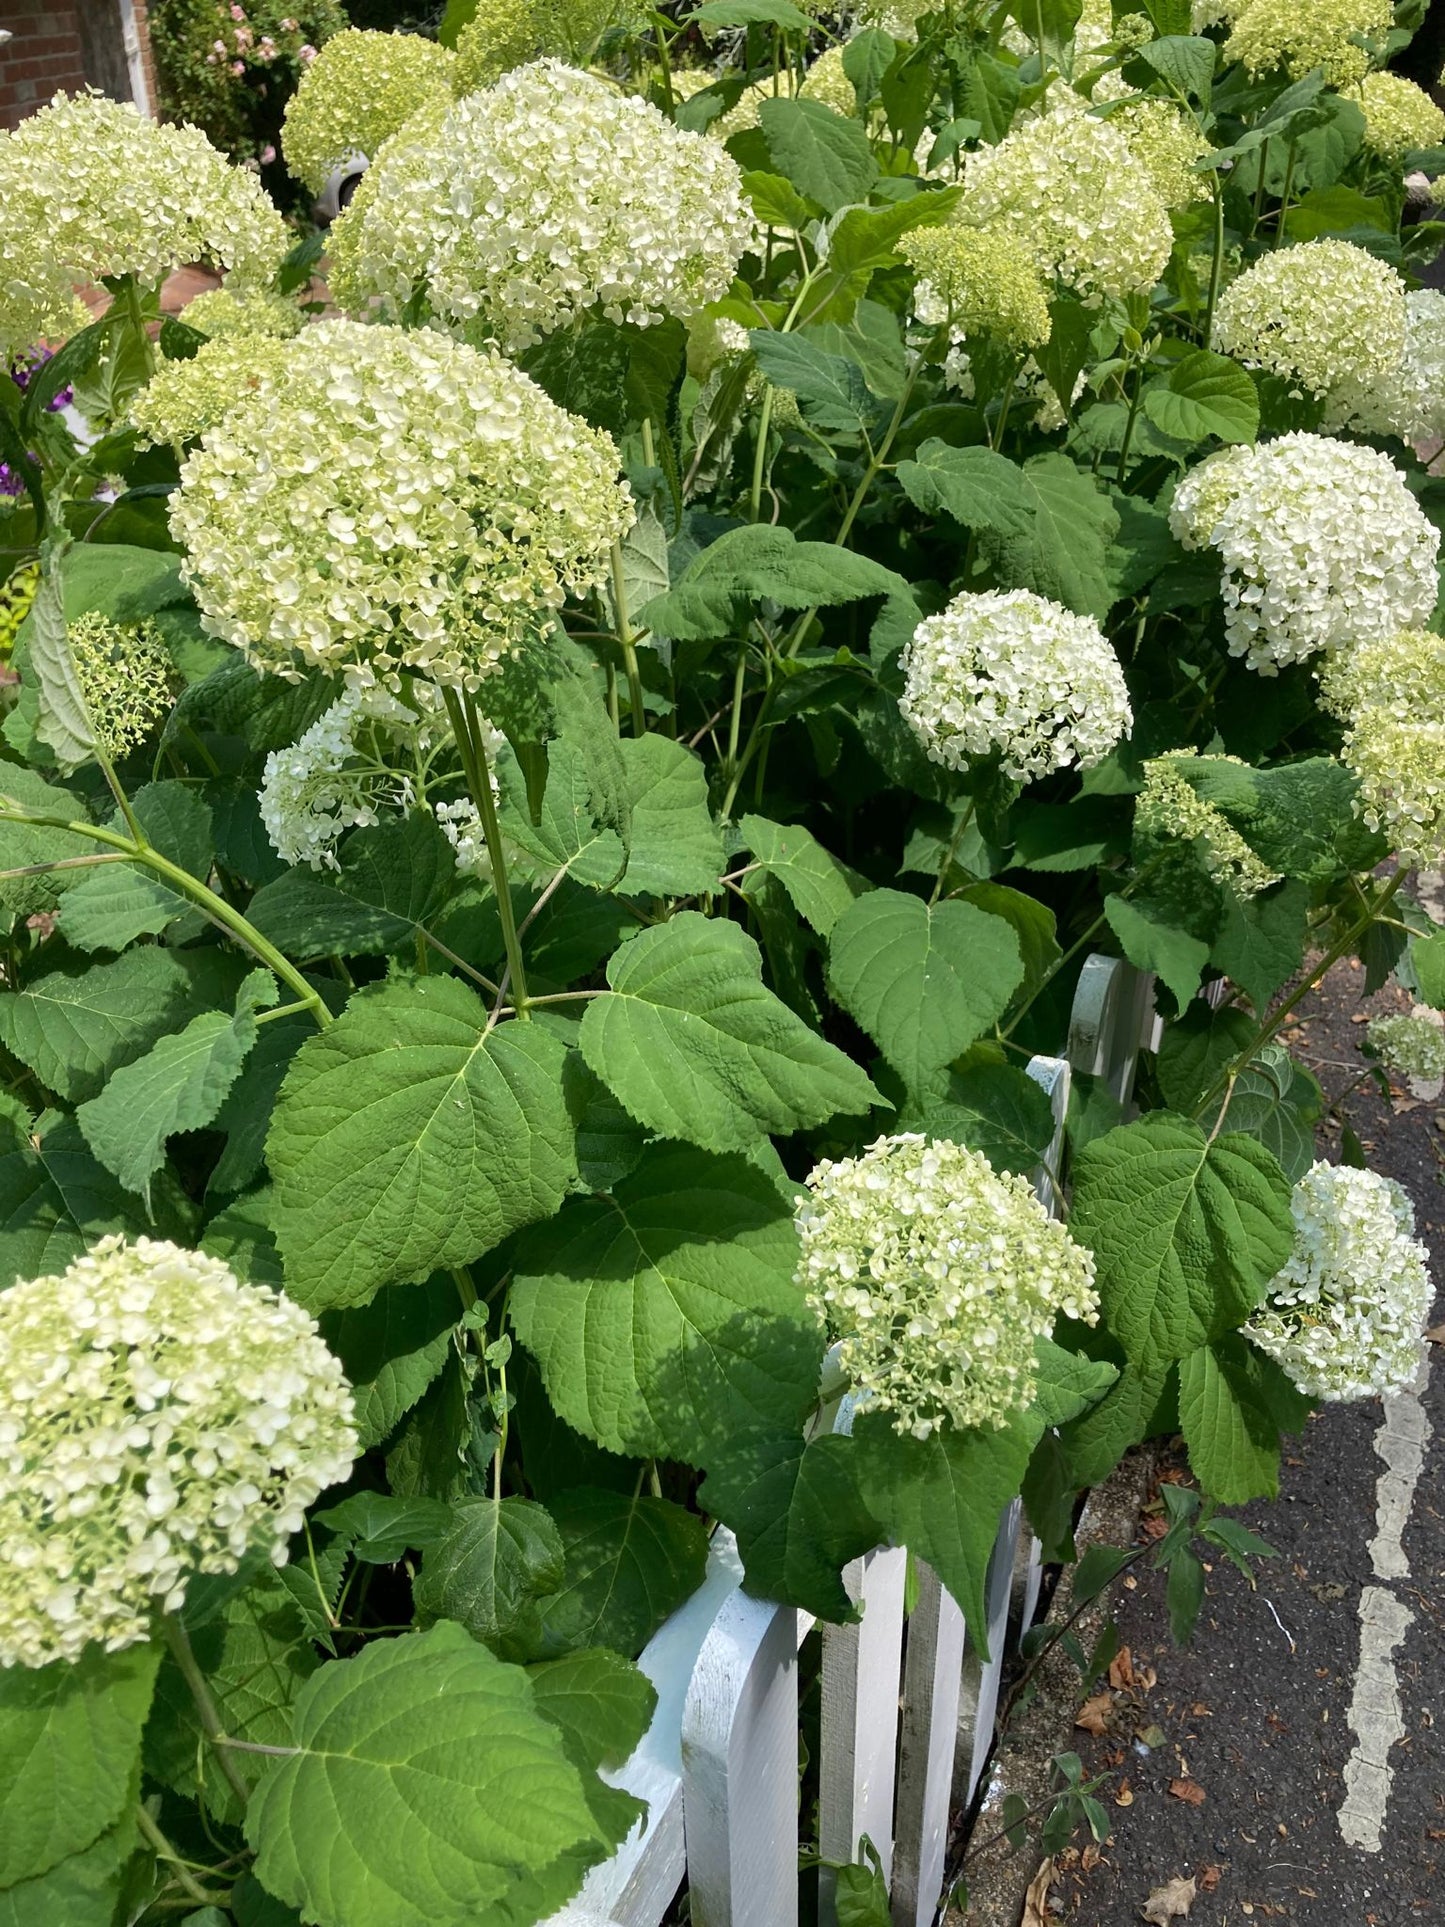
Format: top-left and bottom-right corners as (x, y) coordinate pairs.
(891, 1562), (967, 1927)
(1066, 955), (1154, 1105)
(962, 1499), (1024, 1805)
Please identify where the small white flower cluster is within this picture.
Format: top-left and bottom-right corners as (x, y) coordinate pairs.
(962, 103), (1173, 302)
(328, 61), (753, 352)
(1247, 1163), (1430, 1402)
(1225, 0), (1391, 88)
(1168, 433), (1438, 674)
(281, 27), (456, 193)
(181, 286), (304, 340)
(1319, 628), (1445, 870)
(0, 1236), (357, 1667)
(1326, 289), (1445, 443)
(130, 335), (291, 446)
(1111, 98), (1212, 209)
(169, 318), (632, 689)
(1134, 753), (1281, 897)
(900, 588), (1133, 784)
(1367, 1008), (1445, 1090)
(797, 1134), (1099, 1439)
(1211, 239), (1406, 403)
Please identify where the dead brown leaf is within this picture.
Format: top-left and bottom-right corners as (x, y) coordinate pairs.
(1082, 1844), (1102, 1873)
(1076, 1692), (1113, 1735)
(1109, 1647), (1136, 1689)
(1198, 1866), (1221, 1892)
(1141, 1875), (1196, 1924)
(1022, 1857), (1056, 1927)
(1168, 1778), (1206, 1805)
(1424, 1325), (1445, 1348)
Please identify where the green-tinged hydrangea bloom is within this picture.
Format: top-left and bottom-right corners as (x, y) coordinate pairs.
(900, 223), (1051, 348)
(0, 1235), (357, 1667)
(1325, 288), (1445, 442)
(0, 228), (89, 361)
(67, 610), (174, 757)
(1169, 434), (1438, 673)
(281, 28), (456, 193)
(1113, 98), (1211, 206)
(1351, 70), (1445, 160)
(329, 61), (752, 352)
(169, 318), (633, 689)
(0, 91), (287, 300)
(1134, 752), (1281, 897)
(181, 286), (305, 340)
(962, 103), (1173, 301)
(900, 588), (1133, 783)
(1246, 1163), (1430, 1402)
(130, 336), (291, 446)
(453, 0), (649, 92)
(799, 45), (858, 117)
(1367, 1009), (1445, 1087)
(1319, 628), (1445, 868)
(1224, 0), (1391, 86)
(798, 1134), (1099, 1439)
(1211, 238), (1406, 401)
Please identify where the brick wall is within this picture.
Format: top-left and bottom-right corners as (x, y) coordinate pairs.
(0, 0), (156, 130)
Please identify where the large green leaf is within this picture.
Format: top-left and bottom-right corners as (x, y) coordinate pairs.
(1177, 1335), (1281, 1505)
(245, 1620), (622, 1927)
(246, 812), (463, 960)
(267, 976), (577, 1310)
(28, 536), (97, 776)
(0, 1811), (138, 1927)
(636, 524), (905, 641)
(1055, 1358), (1170, 1489)
(826, 888), (1023, 1092)
(976, 452), (1120, 620)
(1104, 894), (1209, 1010)
(1070, 1113), (1295, 1373)
(319, 1275), (460, 1450)
(413, 1498), (567, 1663)
(616, 736), (725, 898)
(0, 1115), (142, 1289)
(55, 783), (212, 953)
(579, 912), (877, 1153)
(901, 1050), (1056, 1178)
(893, 440), (1034, 536)
(534, 1487), (709, 1659)
(1203, 1044), (1323, 1182)
(526, 1646), (656, 1773)
(1209, 880), (1310, 1012)
(498, 738), (626, 890)
(0, 1641), (158, 1887)
(0, 766), (90, 917)
(1143, 350), (1258, 446)
(702, 1430), (881, 1621)
(748, 333), (871, 433)
(1031, 1339), (1119, 1429)
(739, 813), (863, 938)
(0, 946), (192, 1103)
(510, 1143), (819, 1470)
(1155, 1001), (1256, 1114)
(758, 96), (880, 213)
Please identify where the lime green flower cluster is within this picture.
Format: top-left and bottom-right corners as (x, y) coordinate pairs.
(1211, 238), (1406, 401)
(182, 286), (305, 340)
(900, 223), (1051, 349)
(130, 335), (291, 446)
(1320, 628), (1445, 869)
(1113, 98), (1211, 207)
(169, 318), (633, 689)
(0, 564), (40, 660)
(0, 1235), (357, 1667)
(281, 28), (456, 192)
(1367, 1010), (1445, 1087)
(797, 1134), (1099, 1439)
(66, 610), (174, 758)
(1351, 70), (1445, 160)
(1224, 0), (1390, 87)
(453, 0), (648, 92)
(1135, 753), (1281, 898)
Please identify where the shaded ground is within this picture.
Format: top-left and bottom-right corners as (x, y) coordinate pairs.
(1057, 958), (1445, 1926)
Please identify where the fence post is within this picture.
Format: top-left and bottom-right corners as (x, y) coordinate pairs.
(1066, 955), (1154, 1106)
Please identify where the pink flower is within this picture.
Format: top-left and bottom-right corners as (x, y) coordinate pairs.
(229, 4), (246, 18)
(231, 58), (245, 73)
(213, 37), (227, 51)
(233, 23), (252, 46)
(298, 42), (317, 60)
(280, 16), (298, 28)
(259, 142), (276, 164)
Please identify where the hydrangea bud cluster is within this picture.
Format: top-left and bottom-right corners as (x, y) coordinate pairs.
(1211, 239), (1406, 401)
(1224, 0), (1391, 87)
(0, 1236), (358, 1667)
(0, 92), (287, 300)
(1134, 753), (1281, 897)
(1246, 1163), (1430, 1402)
(900, 224), (1051, 349)
(182, 286), (304, 340)
(168, 318), (632, 689)
(130, 336), (292, 446)
(1325, 288), (1445, 443)
(1367, 1009), (1445, 1090)
(900, 588), (1133, 784)
(67, 611), (174, 758)
(1351, 70), (1445, 159)
(280, 28), (456, 193)
(1319, 628), (1445, 869)
(1168, 433), (1438, 673)
(961, 103), (1173, 302)
(796, 1134), (1099, 1438)
(328, 62), (753, 352)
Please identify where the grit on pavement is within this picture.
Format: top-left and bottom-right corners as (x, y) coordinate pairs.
(1052, 957), (1445, 1927)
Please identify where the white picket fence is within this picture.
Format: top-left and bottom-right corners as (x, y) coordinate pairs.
(550, 955), (1158, 1927)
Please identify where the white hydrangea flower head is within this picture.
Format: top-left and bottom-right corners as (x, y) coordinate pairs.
(1135, 752), (1282, 897)
(130, 336), (292, 446)
(1224, 0), (1391, 86)
(858, 0), (931, 36)
(1350, 71), (1445, 160)
(281, 28), (456, 193)
(900, 588), (1133, 783)
(1325, 288), (1445, 442)
(453, 0), (651, 90)
(1319, 628), (1445, 868)
(1192, 0), (1230, 26)
(1367, 1008), (1445, 1092)
(169, 318), (632, 689)
(1246, 1163), (1430, 1402)
(900, 223), (1051, 348)
(0, 221), (89, 360)
(181, 287), (305, 340)
(1112, 98), (1212, 207)
(260, 685), (411, 869)
(1211, 239), (1406, 401)
(0, 91), (287, 297)
(0, 1235), (358, 1667)
(327, 61), (753, 352)
(961, 103), (1173, 302)
(1168, 434), (1438, 674)
(797, 1134), (1099, 1438)
(799, 46), (859, 117)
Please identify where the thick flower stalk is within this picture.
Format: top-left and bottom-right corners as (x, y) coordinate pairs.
(1224, 0), (1391, 87)
(168, 318), (632, 688)
(1325, 288), (1445, 443)
(130, 335), (292, 446)
(181, 286), (304, 339)
(1169, 433), (1438, 673)
(900, 224), (1051, 349)
(1367, 1009), (1445, 1089)
(67, 611), (174, 758)
(0, 1235), (357, 1667)
(1246, 1164), (1430, 1402)
(899, 588), (1133, 783)
(1319, 628), (1445, 869)
(327, 61), (753, 351)
(961, 103), (1173, 302)
(281, 27), (457, 193)
(798, 1134), (1099, 1439)
(1135, 753), (1281, 898)
(1211, 239), (1406, 402)
(1351, 70), (1445, 160)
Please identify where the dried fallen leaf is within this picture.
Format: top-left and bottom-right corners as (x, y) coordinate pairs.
(1424, 1325), (1445, 1348)
(1141, 1875), (1196, 1923)
(1109, 1647), (1136, 1689)
(1022, 1857), (1056, 1927)
(1199, 1866), (1221, 1892)
(1081, 1844), (1102, 1873)
(1076, 1692), (1113, 1735)
(1137, 1723), (1168, 1749)
(1168, 1778), (1206, 1805)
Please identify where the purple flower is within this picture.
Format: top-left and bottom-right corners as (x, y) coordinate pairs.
(2, 346), (71, 497)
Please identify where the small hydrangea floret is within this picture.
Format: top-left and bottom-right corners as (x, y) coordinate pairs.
(1211, 239), (1406, 401)
(182, 287), (304, 340)
(0, 1235), (358, 1667)
(130, 335), (291, 446)
(281, 28), (456, 193)
(67, 611), (173, 758)
(1135, 753), (1281, 898)
(797, 1134), (1099, 1439)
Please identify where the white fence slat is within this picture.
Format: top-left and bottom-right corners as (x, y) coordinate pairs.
(957, 1500), (1024, 1808)
(1066, 956), (1153, 1105)
(890, 1562), (967, 1927)
(681, 1539), (804, 1927)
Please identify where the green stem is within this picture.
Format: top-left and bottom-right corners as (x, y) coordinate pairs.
(161, 1615), (253, 1810)
(725, 646), (748, 772)
(1252, 135), (1271, 233)
(749, 385), (776, 523)
(653, 18), (675, 113)
(1273, 136), (1298, 247)
(835, 357), (923, 548)
(132, 1805), (217, 1909)
(1115, 361), (1144, 480)
(1204, 179), (1226, 341)
(120, 275), (157, 382)
(929, 800), (975, 905)
(609, 539), (647, 735)
(442, 688), (530, 1016)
